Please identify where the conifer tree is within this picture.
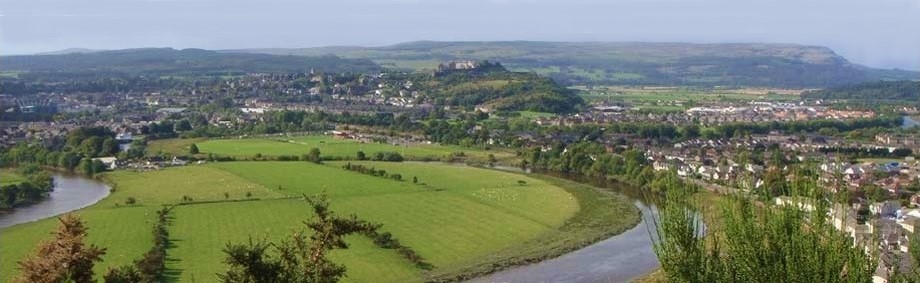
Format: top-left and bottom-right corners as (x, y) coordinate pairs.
(16, 214), (106, 283)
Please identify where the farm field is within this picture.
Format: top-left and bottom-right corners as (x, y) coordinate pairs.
(0, 160), (638, 282)
(146, 137), (206, 156)
(575, 86), (802, 112)
(518, 110), (557, 119)
(0, 205), (159, 280)
(196, 135), (512, 160)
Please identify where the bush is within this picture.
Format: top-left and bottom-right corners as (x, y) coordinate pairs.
(373, 232), (400, 248)
(372, 152), (404, 162)
(125, 197), (137, 205)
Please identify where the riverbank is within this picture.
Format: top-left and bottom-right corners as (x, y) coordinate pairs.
(428, 174), (642, 282)
(0, 174), (111, 228)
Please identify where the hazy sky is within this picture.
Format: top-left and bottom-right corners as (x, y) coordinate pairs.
(1, 0), (919, 70)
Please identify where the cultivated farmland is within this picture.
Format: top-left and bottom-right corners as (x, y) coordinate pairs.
(195, 135), (510, 160)
(0, 161), (637, 282)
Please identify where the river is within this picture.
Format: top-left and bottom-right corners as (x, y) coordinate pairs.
(0, 174), (111, 228)
(470, 169), (661, 283)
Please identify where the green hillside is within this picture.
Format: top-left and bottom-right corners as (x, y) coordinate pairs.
(0, 161), (638, 282)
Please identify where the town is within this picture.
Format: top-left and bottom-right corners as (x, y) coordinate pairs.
(3, 59), (919, 283)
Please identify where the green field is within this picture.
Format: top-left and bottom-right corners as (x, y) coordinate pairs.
(0, 71), (20, 78)
(576, 86), (801, 112)
(195, 135), (511, 160)
(1, 169), (27, 185)
(518, 111), (557, 119)
(0, 160), (638, 282)
(146, 137), (206, 156)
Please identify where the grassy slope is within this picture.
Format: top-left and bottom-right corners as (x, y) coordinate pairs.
(0, 161), (639, 283)
(167, 199), (422, 282)
(170, 161), (576, 280)
(0, 205), (158, 280)
(0, 165), (275, 281)
(0, 156), (637, 282)
(426, 175), (642, 281)
(101, 165), (284, 206)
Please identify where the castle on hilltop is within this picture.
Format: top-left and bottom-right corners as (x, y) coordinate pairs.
(436, 60), (480, 73)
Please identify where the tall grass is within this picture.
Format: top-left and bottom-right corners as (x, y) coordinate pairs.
(651, 172), (874, 282)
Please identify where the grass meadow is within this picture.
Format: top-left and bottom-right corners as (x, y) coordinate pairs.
(0, 159), (637, 282)
(146, 137), (206, 156)
(195, 135), (510, 160)
(576, 86), (802, 113)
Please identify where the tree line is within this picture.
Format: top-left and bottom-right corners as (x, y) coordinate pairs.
(0, 126), (134, 176)
(0, 165), (54, 210)
(803, 80), (920, 103)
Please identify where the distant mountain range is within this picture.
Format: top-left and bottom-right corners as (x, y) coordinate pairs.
(34, 48), (103, 55)
(2, 48), (380, 76)
(4, 42), (916, 87)
(232, 41), (919, 88)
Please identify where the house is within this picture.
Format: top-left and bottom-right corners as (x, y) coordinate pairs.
(155, 107), (187, 115)
(870, 201), (901, 217)
(897, 214), (920, 233)
(92, 157), (118, 170)
(698, 166), (717, 180)
(876, 134), (920, 147)
(171, 157), (188, 166)
(330, 130), (354, 139)
(911, 194), (920, 206)
(774, 196), (816, 212)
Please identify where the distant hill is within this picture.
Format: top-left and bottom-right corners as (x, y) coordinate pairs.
(35, 48), (104, 55)
(412, 61), (583, 113)
(1, 48), (380, 76)
(802, 80), (920, 102)
(234, 41), (918, 88)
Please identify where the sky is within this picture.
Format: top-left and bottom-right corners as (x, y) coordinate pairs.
(1, 0), (919, 70)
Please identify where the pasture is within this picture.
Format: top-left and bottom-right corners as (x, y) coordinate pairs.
(576, 86), (802, 113)
(0, 160), (637, 282)
(196, 135), (510, 160)
(146, 137), (206, 156)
